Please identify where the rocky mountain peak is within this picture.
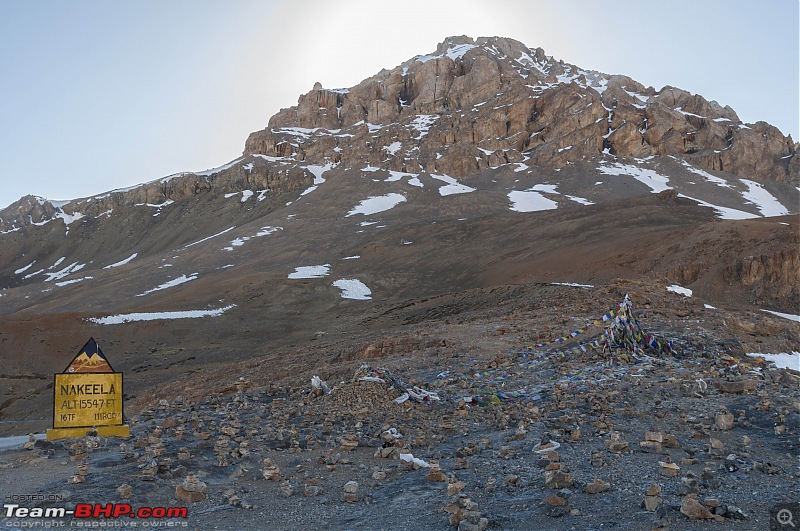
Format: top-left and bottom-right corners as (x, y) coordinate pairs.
(1, 195), (60, 232)
(1, 35), (796, 235)
(246, 35), (797, 183)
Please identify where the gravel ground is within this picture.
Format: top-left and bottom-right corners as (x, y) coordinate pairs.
(1, 282), (797, 530)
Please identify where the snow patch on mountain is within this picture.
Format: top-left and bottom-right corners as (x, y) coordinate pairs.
(104, 253), (138, 269)
(193, 157), (246, 176)
(415, 43), (476, 64)
(409, 115), (439, 140)
(676, 159), (732, 189)
(430, 174), (475, 196)
(136, 199), (174, 217)
(251, 153), (289, 163)
(15, 261), (35, 275)
(383, 142), (402, 156)
(23, 268), (44, 279)
(760, 309), (800, 322)
(136, 200), (175, 208)
(678, 194), (758, 220)
(739, 179), (789, 217)
(508, 190), (558, 212)
(306, 163), (336, 185)
(55, 276), (93, 287)
(598, 162), (671, 193)
(667, 284), (692, 297)
(223, 237), (249, 251)
(183, 227), (236, 249)
(55, 210), (85, 225)
(221, 225), (281, 251)
(566, 195), (594, 205)
(332, 279), (372, 300)
(300, 162), (338, 197)
(347, 194), (407, 216)
(256, 226), (281, 237)
(385, 171), (417, 183)
(46, 199), (71, 208)
(137, 274), (198, 297)
(519, 184), (594, 206)
(89, 305), (236, 325)
(300, 186), (318, 197)
(550, 282), (594, 288)
(746, 352), (799, 370)
(44, 262), (85, 282)
(288, 264), (331, 279)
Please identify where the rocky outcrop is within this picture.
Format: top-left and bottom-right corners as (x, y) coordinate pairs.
(245, 36), (797, 183)
(0, 195), (59, 231)
(661, 219), (798, 308)
(724, 248), (800, 304)
(0, 157), (312, 233)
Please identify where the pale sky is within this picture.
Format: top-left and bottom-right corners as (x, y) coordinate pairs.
(0, 0), (797, 209)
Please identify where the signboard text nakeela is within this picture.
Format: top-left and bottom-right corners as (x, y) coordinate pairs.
(46, 337), (129, 439)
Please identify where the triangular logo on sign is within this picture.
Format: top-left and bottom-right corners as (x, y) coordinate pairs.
(64, 338), (114, 373)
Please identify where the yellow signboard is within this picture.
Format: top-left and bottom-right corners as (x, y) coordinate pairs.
(53, 372), (123, 428)
(47, 338), (129, 439)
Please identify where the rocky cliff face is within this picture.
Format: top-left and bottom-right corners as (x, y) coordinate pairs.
(724, 247), (800, 303)
(245, 36), (797, 182)
(0, 195), (60, 232)
(0, 156), (311, 233)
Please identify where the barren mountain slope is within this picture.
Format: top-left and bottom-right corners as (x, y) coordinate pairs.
(0, 34), (797, 455)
